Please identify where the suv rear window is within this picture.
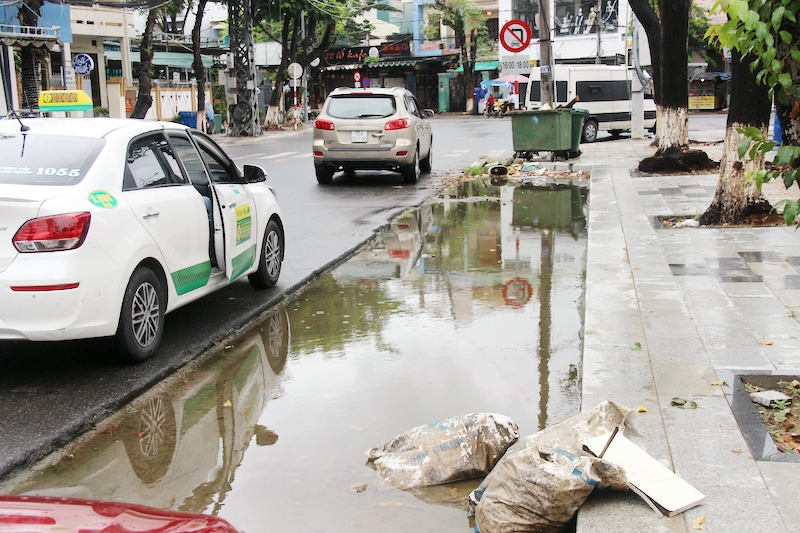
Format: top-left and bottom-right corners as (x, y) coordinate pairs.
(0, 134), (105, 185)
(326, 95), (396, 119)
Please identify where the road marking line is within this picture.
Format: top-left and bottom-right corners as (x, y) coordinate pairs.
(258, 151), (296, 160)
(443, 150), (470, 157)
(292, 154), (313, 158)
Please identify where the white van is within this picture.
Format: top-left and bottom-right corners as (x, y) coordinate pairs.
(525, 64), (656, 142)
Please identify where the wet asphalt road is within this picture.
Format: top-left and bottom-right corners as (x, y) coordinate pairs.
(0, 116), (516, 480)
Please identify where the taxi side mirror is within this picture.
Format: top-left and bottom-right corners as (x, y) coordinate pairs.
(243, 164), (267, 183)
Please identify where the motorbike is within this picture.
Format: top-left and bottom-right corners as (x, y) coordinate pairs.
(484, 100), (513, 118)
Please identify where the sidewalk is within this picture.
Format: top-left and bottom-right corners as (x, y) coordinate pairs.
(574, 134), (800, 532)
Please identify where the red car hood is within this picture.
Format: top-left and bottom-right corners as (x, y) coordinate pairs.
(0, 495), (241, 532)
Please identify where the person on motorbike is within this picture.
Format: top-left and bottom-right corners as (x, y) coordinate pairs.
(485, 93), (495, 117)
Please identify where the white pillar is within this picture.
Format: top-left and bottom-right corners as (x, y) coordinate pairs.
(120, 8), (134, 87)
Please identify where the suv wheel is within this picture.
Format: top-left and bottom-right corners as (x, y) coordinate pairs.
(401, 148), (419, 184)
(315, 165), (334, 185)
(420, 141), (432, 173)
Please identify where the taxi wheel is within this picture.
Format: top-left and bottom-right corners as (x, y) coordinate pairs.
(249, 219), (283, 289)
(117, 267), (165, 363)
(401, 148), (419, 184)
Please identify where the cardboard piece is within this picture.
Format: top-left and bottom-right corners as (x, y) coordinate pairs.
(583, 430), (706, 517)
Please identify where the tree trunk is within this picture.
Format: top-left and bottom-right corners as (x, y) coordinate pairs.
(192, 0), (209, 130)
(701, 49), (772, 225)
(131, 10), (157, 119)
(20, 46), (42, 113)
(655, 0), (690, 154)
(627, 0), (661, 108)
(774, 15), (800, 149)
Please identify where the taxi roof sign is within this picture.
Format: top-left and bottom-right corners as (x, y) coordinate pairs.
(38, 90), (93, 112)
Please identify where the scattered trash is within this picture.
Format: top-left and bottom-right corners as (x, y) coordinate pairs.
(366, 413), (519, 490)
(637, 405), (648, 413)
(708, 380), (726, 386)
(470, 401), (632, 533)
(749, 389), (792, 407)
(352, 483), (367, 493)
(675, 219), (701, 228)
(584, 431), (706, 517)
(692, 515), (708, 530)
(670, 397), (698, 409)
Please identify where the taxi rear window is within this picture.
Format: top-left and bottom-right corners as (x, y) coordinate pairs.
(0, 133), (105, 185)
(326, 95), (396, 119)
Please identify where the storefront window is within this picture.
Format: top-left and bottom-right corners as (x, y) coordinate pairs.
(513, 0), (539, 38)
(554, 0), (618, 36)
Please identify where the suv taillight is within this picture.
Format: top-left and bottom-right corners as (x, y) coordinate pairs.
(13, 212), (91, 252)
(315, 119), (335, 130)
(385, 118), (411, 130)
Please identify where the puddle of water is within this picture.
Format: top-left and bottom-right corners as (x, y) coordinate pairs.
(6, 178), (588, 532)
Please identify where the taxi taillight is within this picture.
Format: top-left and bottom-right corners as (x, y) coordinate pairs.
(13, 212), (91, 252)
(315, 119), (335, 131)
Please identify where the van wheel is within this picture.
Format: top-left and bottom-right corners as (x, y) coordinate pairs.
(582, 119), (598, 143)
(117, 267), (165, 363)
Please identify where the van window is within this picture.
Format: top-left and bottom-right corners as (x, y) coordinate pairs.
(527, 81), (567, 103)
(576, 80), (630, 102)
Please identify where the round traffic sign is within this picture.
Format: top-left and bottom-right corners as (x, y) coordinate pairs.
(354, 71), (362, 82)
(363, 77), (371, 88)
(500, 19), (532, 53)
(287, 62), (303, 80)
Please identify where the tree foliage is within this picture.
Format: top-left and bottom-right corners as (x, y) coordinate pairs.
(707, 0), (800, 224)
(428, 0), (489, 112)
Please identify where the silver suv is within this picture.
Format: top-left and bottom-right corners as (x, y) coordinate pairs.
(312, 87), (434, 184)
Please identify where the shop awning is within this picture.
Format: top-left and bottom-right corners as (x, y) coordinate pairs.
(103, 49), (213, 68)
(321, 57), (446, 71)
(455, 60), (499, 72)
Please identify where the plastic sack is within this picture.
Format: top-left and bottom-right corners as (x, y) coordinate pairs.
(471, 401), (633, 533)
(366, 413), (520, 490)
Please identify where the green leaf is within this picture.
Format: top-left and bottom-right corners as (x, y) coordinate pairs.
(772, 6), (786, 26)
(738, 136), (753, 159)
(775, 145), (797, 165)
(761, 141), (777, 153)
(785, 9), (796, 22)
(756, 22), (767, 39)
(631, 342), (642, 351)
(783, 169), (797, 188)
(783, 201), (799, 225)
(741, 126), (763, 138)
(778, 73), (793, 88)
(780, 30), (793, 44)
(792, 48), (800, 62)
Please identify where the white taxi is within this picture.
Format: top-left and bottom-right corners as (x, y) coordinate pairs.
(0, 118), (285, 362)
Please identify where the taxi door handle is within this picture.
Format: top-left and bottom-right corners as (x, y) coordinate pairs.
(142, 210), (159, 219)
(223, 202), (236, 209)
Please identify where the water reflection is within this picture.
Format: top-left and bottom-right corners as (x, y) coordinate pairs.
(9, 307), (289, 514)
(9, 178), (587, 532)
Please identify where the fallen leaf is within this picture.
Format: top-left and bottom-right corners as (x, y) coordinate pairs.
(224, 345), (234, 350)
(450, 487), (459, 498)
(709, 380), (726, 386)
(223, 400), (232, 407)
(731, 449), (742, 454)
(759, 339), (773, 346)
(692, 516), (707, 530)
(352, 483), (367, 493)
(637, 405), (648, 413)
(792, 380), (800, 388)
(631, 342), (642, 351)
(671, 397), (698, 409)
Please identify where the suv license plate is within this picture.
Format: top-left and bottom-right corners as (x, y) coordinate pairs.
(351, 131), (367, 143)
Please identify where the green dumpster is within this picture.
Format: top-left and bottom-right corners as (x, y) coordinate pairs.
(510, 108), (588, 159)
(214, 114), (223, 133)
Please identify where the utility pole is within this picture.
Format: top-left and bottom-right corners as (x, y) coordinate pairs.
(538, 0), (553, 106)
(596, 0), (602, 64)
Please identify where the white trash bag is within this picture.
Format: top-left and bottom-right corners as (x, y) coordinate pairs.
(366, 413), (520, 490)
(471, 401), (633, 533)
